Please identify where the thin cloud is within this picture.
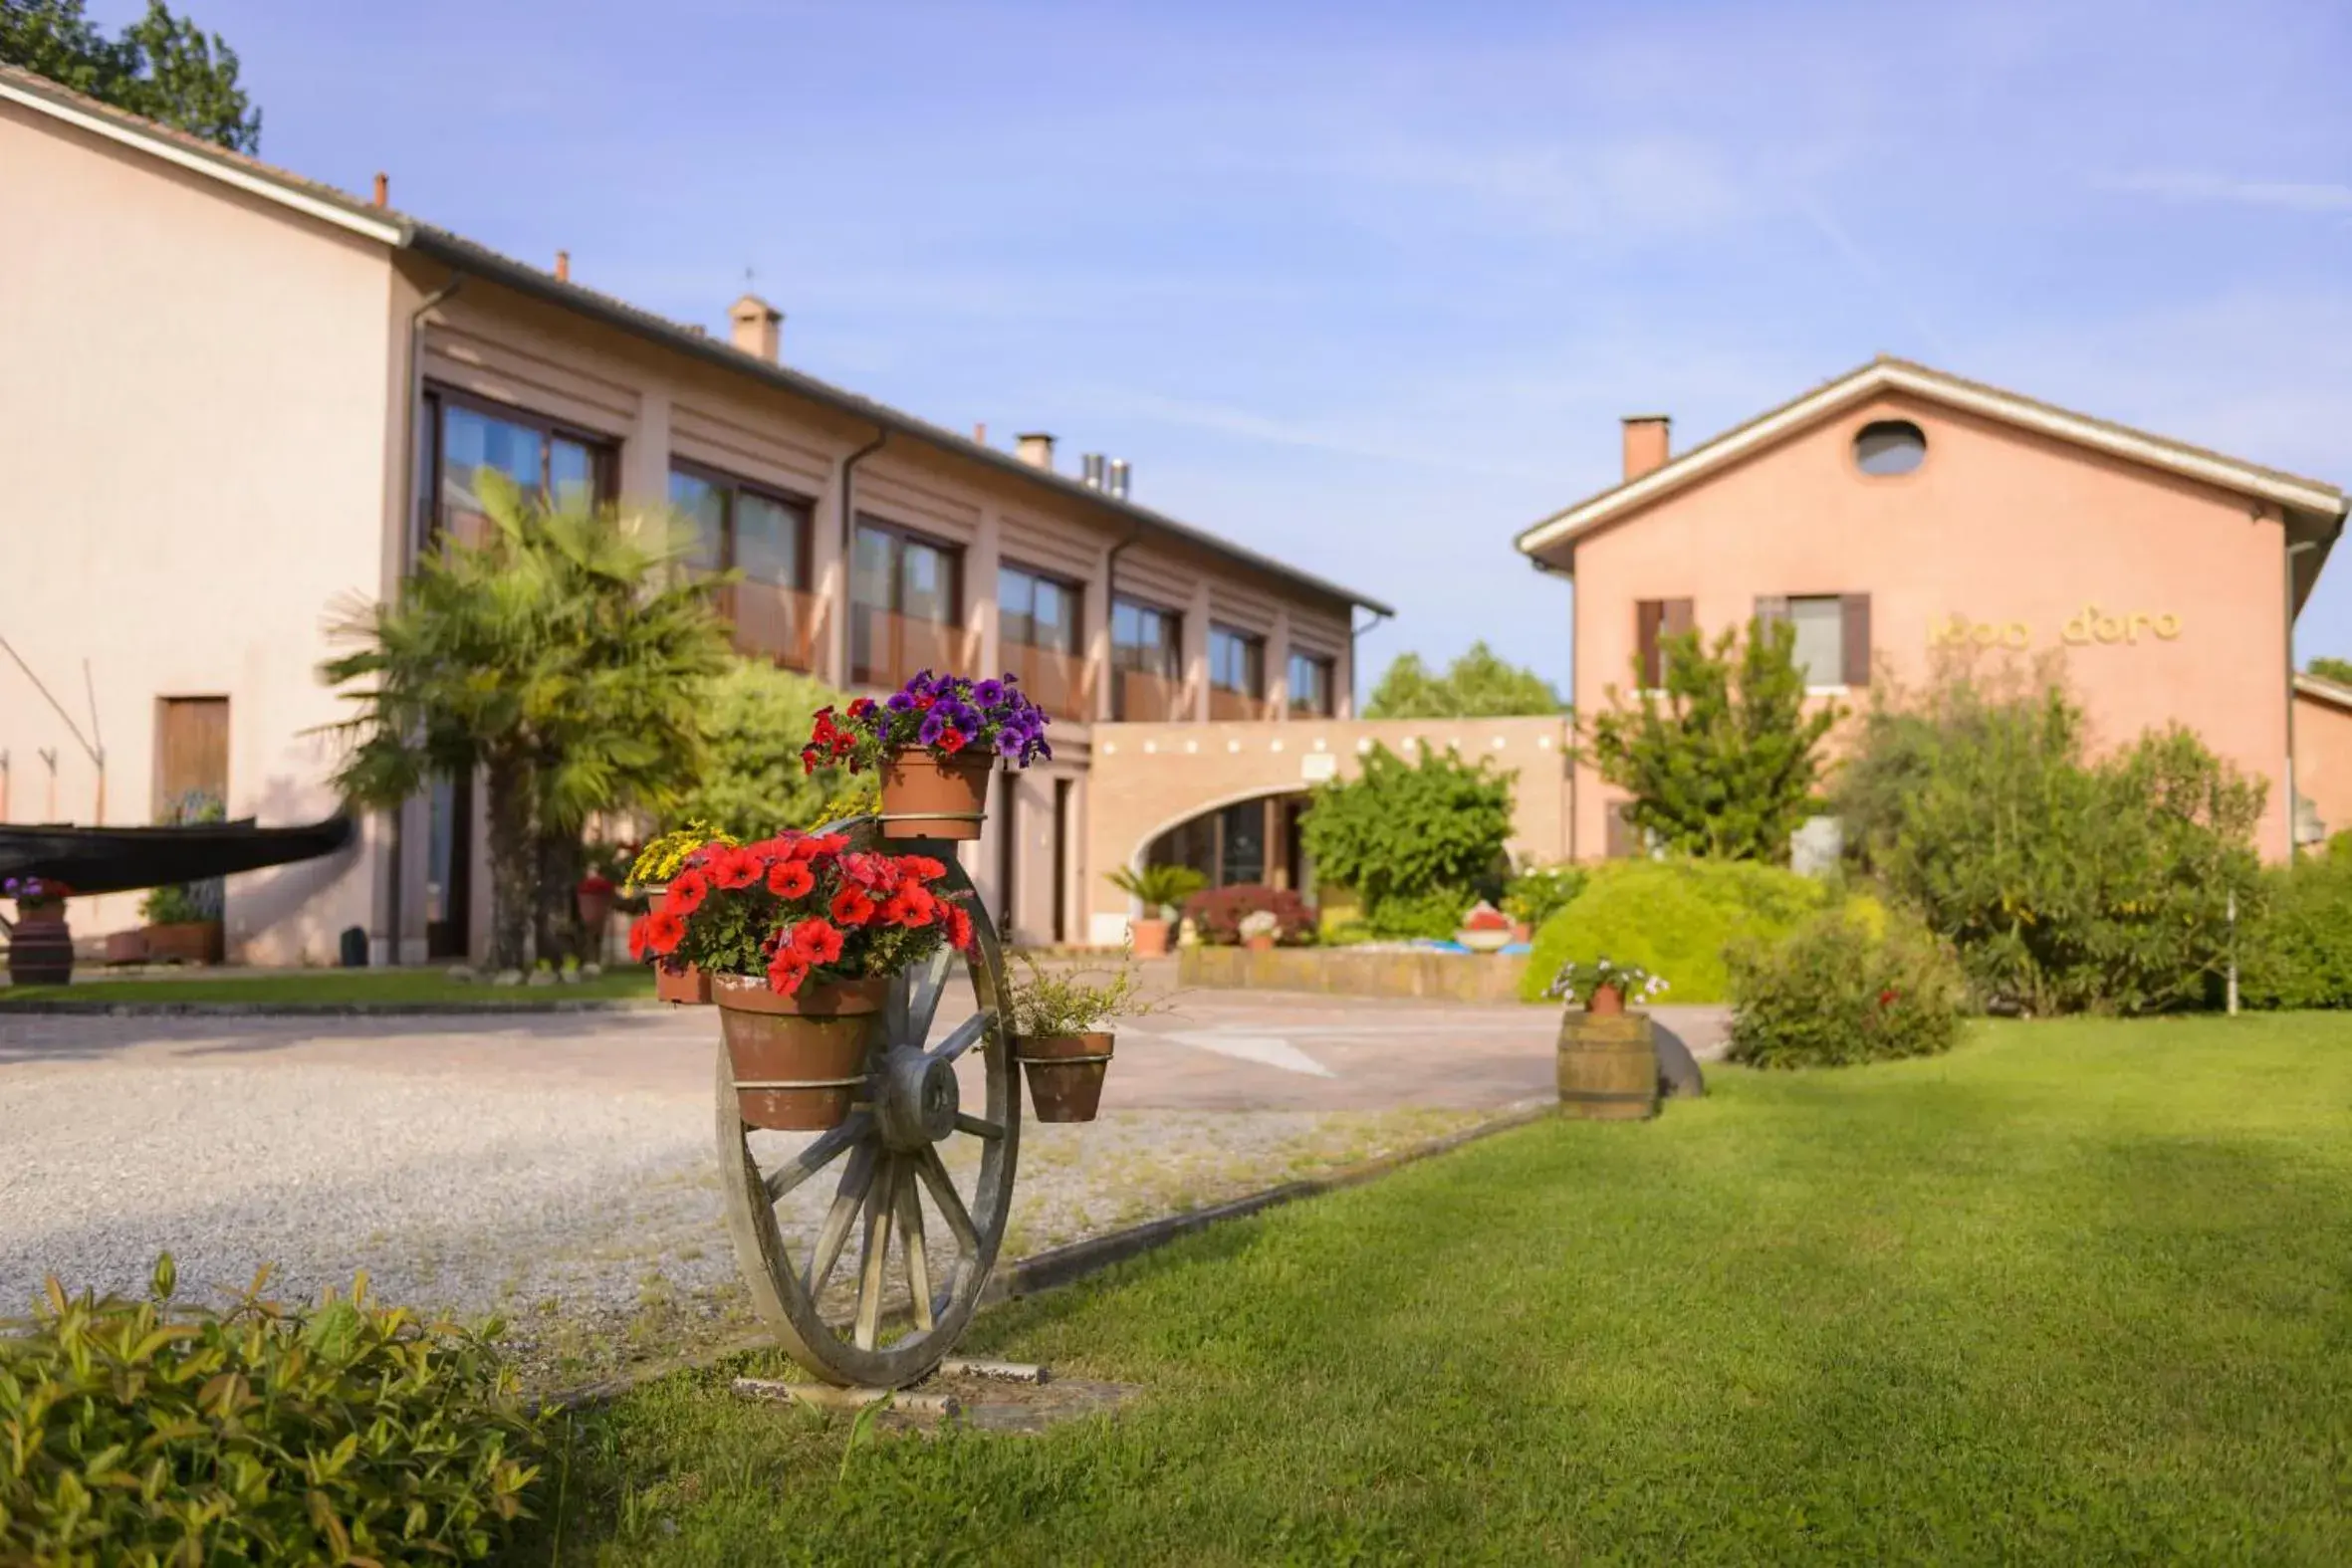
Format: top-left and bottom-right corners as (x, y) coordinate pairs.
(2107, 172), (2352, 214)
(1791, 192), (1959, 362)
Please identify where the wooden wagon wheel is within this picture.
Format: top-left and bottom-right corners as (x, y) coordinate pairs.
(714, 814), (1019, 1388)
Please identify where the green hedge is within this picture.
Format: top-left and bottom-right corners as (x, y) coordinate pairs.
(2242, 855), (2352, 1009)
(1521, 858), (1878, 1005)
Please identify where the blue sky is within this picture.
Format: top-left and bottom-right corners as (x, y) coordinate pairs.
(120, 0), (2352, 693)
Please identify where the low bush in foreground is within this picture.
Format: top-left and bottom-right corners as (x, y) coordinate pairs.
(2242, 853), (2352, 1008)
(0, 1257), (542, 1565)
(1521, 857), (1873, 1004)
(1727, 909), (1966, 1068)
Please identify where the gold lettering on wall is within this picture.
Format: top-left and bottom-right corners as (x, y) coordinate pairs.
(1927, 605), (2181, 651)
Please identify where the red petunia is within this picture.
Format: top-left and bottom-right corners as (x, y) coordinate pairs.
(903, 855), (948, 881)
(628, 917), (653, 961)
(790, 917), (846, 965)
(641, 908), (686, 957)
(1878, 988), (1900, 1007)
(808, 833), (849, 857)
(767, 859), (817, 900)
(937, 728), (966, 755)
(830, 733), (855, 758)
(767, 952), (810, 997)
(710, 846), (764, 891)
(878, 894), (911, 926)
(801, 748), (823, 777)
(663, 871), (709, 917)
(895, 883), (937, 928)
(943, 900), (974, 953)
(847, 697), (876, 718)
(830, 888), (877, 926)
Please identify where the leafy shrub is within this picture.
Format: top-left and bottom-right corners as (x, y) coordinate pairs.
(1501, 863), (1585, 930)
(1727, 910), (1966, 1068)
(1, 1255), (542, 1565)
(1106, 863), (1208, 919)
(2241, 855), (2352, 1009)
(1298, 743), (1514, 933)
(1520, 857), (1872, 1005)
(1183, 884), (1314, 946)
(138, 883), (207, 924)
(1004, 953), (1166, 1034)
(670, 659), (849, 839)
(1836, 666), (2263, 1014)
(1362, 887), (1476, 941)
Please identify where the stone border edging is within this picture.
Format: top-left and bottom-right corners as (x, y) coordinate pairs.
(0, 999), (668, 1017)
(544, 1097), (1556, 1411)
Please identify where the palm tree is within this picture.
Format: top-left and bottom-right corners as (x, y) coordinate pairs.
(321, 476), (733, 971)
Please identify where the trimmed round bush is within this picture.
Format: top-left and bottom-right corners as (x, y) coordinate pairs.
(1520, 858), (1876, 1004)
(1726, 910), (1966, 1068)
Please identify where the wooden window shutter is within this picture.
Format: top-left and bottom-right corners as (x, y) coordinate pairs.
(1635, 600), (1665, 688)
(1840, 593), (1872, 688)
(154, 697), (228, 819)
(1754, 594), (1790, 628)
(1605, 800), (1636, 859)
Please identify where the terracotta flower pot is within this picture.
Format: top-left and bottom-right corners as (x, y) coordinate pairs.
(1015, 1031), (1114, 1123)
(1586, 983), (1626, 1017)
(105, 929), (150, 966)
(1129, 917), (1171, 959)
(1244, 935), (1277, 953)
(577, 882), (615, 927)
(715, 973), (888, 1130)
(879, 750), (994, 840)
(8, 901), (74, 987)
(656, 963), (713, 1006)
(141, 920), (223, 966)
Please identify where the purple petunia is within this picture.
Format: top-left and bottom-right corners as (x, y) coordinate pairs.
(972, 678), (1006, 706)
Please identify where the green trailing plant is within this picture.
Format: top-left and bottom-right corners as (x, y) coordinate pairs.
(322, 475), (735, 973)
(1726, 909), (1967, 1068)
(1004, 951), (1168, 1036)
(1362, 640), (1565, 718)
(1584, 615), (1838, 862)
(0, 1253), (542, 1564)
(669, 660), (850, 840)
(1104, 863), (1207, 920)
(1298, 743), (1515, 935)
(138, 883), (205, 924)
(1835, 663), (2263, 1014)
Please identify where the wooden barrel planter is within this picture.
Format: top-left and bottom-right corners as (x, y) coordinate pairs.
(1556, 1010), (1658, 1121)
(8, 902), (75, 987)
(878, 752), (994, 840)
(715, 974), (886, 1131)
(1014, 1032), (1115, 1122)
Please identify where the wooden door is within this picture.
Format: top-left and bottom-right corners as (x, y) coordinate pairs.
(154, 698), (228, 819)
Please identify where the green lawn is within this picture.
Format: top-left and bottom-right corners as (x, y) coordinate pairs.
(0, 967), (656, 1007)
(523, 1014), (2352, 1565)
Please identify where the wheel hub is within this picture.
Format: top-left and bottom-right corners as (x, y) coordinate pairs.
(874, 1044), (960, 1150)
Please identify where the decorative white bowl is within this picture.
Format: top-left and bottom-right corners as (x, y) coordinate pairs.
(1456, 927), (1513, 953)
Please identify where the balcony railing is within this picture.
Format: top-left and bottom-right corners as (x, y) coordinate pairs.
(851, 607), (976, 691)
(1002, 641), (1095, 720)
(1115, 668), (1188, 723)
(720, 580), (821, 671)
(1209, 688), (1268, 722)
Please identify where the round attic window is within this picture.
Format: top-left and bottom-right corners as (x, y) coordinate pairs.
(1854, 419), (1927, 476)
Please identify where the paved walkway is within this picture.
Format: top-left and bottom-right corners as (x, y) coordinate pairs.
(0, 988), (1726, 1384)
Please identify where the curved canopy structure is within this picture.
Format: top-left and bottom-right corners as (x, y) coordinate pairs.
(0, 816), (353, 898)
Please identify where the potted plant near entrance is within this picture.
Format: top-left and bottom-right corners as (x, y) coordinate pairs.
(1004, 951), (1165, 1122)
(1239, 909), (1281, 953)
(1103, 864), (1207, 959)
(138, 883), (225, 966)
(1545, 957), (1669, 1016)
(5, 875), (76, 987)
(806, 672), (1052, 841)
(639, 827), (975, 1129)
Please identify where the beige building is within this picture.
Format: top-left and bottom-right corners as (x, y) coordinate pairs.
(0, 64), (1390, 964)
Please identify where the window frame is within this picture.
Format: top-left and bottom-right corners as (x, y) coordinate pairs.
(851, 516), (966, 626)
(667, 458), (815, 589)
(999, 560), (1084, 656)
(418, 385), (616, 552)
(1110, 594), (1185, 679)
(1287, 650), (1336, 717)
(1208, 623), (1267, 700)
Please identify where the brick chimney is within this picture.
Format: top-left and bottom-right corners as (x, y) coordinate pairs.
(1621, 414), (1671, 480)
(1015, 432), (1057, 470)
(729, 295), (782, 362)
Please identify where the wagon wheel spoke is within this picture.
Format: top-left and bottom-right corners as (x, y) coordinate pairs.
(890, 947), (955, 1048)
(929, 1010), (993, 1065)
(763, 1114), (870, 1204)
(853, 1157), (898, 1351)
(914, 1144), (981, 1257)
(895, 1169), (935, 1331)
(803, 1142), (878, 1298)
(953, 1112), (1004, 1140)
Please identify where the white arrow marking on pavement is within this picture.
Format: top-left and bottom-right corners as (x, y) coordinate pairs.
(1160, 1029), (1335, 1078)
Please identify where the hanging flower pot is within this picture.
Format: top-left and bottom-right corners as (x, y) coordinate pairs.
(577, 873), (616, 928)
(1014, 1031), (1115, 1123)
(806, 673), (1052, 843)
(716, 974), (888, 1130)
(877, 750), (996, 841)
(5, 877), (75, 987)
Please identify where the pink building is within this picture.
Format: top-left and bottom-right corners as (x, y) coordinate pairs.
(1516, 358), (2351, 862)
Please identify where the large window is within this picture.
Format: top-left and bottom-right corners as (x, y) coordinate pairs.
(1757, 593), (1870, 689)
(852, 520), (963, 688)
(670, 464), (815, 668)
(1287, 651), (1335, 718)
(1209, 625), (1266, 720)
(421, 390), (611, 550)
(1000, 563), (1086, 717)
(1111, 596), (1184, 721)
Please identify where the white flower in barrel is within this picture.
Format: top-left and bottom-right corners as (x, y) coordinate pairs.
(1545, 957), (1669, 1015)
